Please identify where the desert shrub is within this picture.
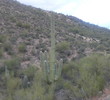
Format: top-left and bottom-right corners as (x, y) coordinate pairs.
(38, 43), (47, 52)
(56, 41), (70, 53)
(63, 80), (83, 99)
(0, 66), (4, 74)
(78, 68), (104, 97)
(10, 36), (18, 44)
(7, 77), (21, 92)
(20, 31), (29, 39)
(12, 70), (54, 100)
(61, 53), (110, 98)
(16, 22), (30, 29)
(97, 54), (110, 82)
(62, 62), (79, 82)
(18, 43), (27, 53)
(10, 16), (16, 22)
(6, 77), (21, 100)
(75, 54), (109, 97)
(96, 44), (106, 51)
(3, 42), (13, 55)
(13, 89), (35, 100)
(21, 65), (37, 81)
(0, 48), (3, 58)
(0, 35), (6, 43)
(79, 54), (110, 82)
(4, 58), (20, 72)
(0, 93), (5, 100)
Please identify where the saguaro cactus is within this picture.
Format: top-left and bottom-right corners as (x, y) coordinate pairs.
(40, 13), (63, 84)
(5, 66), (10, 80)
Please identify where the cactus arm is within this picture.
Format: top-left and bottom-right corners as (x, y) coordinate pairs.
(5, 66), (10, 80)
(44, 60), (49, 82)
(40, 51), (44, 68)
(44, 51), (48, 60)
(58, 59), (63, 78)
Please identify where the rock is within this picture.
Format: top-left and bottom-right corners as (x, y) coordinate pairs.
(104, 95), (110, 100)
(55, 89), (82, 100)
(55, 89), (68, 100)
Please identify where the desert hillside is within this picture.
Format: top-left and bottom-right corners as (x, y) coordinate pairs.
(0, 0), (110, 100)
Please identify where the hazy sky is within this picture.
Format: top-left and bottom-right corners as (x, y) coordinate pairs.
(17, 0), (110, 29)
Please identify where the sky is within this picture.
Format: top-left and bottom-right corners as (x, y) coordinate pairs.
(17, 0), (110, 29)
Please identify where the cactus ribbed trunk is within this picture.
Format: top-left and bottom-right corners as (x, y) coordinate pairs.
(50, 13), (55, 83)
(39, 13), (63, 84)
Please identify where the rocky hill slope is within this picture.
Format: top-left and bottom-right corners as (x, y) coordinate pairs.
(0, 0), (110, 67)
(0, 0), (110, 100)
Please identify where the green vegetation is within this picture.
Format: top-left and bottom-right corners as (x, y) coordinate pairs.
(18, 43), (27, 53)
(2, 66), (55, 100)
(1, 53), (110, 100)
(0, 0), (110, 100)
(16, 22), (31, 29)
(4, 57), (20, 75)
(40, 13), (63, 84)
(56, 41), (70, 53)
(0, 48), (3, 58)
(3, 42), (13, 55)
(0, 35), (6, 43)
(62, 54), (110, 99)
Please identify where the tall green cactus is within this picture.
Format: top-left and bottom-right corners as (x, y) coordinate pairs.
(5, 66), (10, 80)
(40, 13), (63, 84)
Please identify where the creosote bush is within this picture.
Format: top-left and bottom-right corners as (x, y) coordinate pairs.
(3, 42), (13, 55)
(56, 41), (70, 53)
(18, 43), (27, 53)
(0, 35), (6, 43)
(20, 65), (37, 81)
(61, 53), (110, 99)
(4, 69), (54, 100)
(4, 57), (20, 72)
(16, 22), (31, 29)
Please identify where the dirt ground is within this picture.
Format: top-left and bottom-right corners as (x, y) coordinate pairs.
(92, 88), (110, 100)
